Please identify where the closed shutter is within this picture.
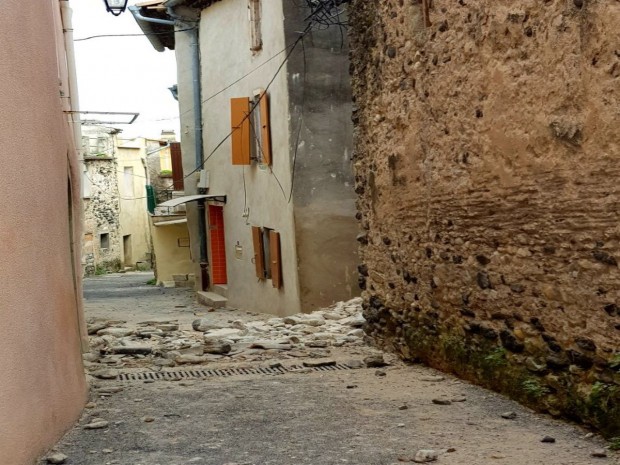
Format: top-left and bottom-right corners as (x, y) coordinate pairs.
(231, 97), (251, 165)
(269, 230), (282, 288)
(252, 226), (265, 279)
(259, 91), (272, 166)
(170, 142), (184, 190)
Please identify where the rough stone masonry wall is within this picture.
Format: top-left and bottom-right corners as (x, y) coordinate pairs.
(83, 158), (122, 275)
(349, 0), (620, 436)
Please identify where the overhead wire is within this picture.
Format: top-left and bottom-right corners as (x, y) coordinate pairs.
(74, 27), (197, 42)
(182, 23), (312, 182)
(288, 35), (307, 204)
(79, 0), (349, 200)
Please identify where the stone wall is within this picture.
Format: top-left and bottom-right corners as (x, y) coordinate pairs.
(83, 157), (122, 275)
(349, 0), (620, 436)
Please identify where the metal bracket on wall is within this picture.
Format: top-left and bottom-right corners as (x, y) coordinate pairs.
(64, 110), (140, 125)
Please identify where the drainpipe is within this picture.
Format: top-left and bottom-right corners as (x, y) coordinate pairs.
(60, 0), (89, 352)
(138, 2), (209, 290)
(60, 1), (81, 148)
(186, 25), (210, 291)
(128, 5), (175, 26)
(165, 3), (209, 291)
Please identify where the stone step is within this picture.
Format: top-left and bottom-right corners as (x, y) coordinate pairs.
(212, 284), (228, 298)
(196, 291), (228, 308)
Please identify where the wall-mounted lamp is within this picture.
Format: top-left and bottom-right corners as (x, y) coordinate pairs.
(103, 0), (129, 16)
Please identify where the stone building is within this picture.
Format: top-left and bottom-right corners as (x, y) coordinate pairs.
(132, 0), (358, 315)
(0, 0), (87, 462)
(82, 127), (153, 275)
(349, 0), (620, 435)
(82, 126), (122, 274)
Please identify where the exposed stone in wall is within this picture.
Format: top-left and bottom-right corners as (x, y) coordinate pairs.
(349, 0), (620, 436)
(83, 158), (122, 275)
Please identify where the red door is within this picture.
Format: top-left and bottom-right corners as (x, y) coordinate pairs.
(208, 205), (228, 284)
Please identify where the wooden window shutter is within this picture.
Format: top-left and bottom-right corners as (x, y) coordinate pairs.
(259, 91), (272, 166)
(251, 226), (265, 279)
(170, 142), (184, 191)
(269, 230), (282, 288)
(231, 97), (251, 165)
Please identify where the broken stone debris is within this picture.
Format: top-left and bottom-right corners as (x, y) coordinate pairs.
(84, 297), (369, 371)
(46, 453), (68, 464)
(413, 450), (438, 463)
(83, 419), (109, 430)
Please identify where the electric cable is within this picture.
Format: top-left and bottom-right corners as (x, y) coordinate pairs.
(182, 24), (312, 182)
(74, 27), (197, 42)
(288, 35), (307, 204)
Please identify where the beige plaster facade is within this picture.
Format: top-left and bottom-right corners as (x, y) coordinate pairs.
(197, 0), (302, 315)
(0, 0), (87, 462)
(117, 139), (153, 269)
(151, 219), (194, 285)
(133, 0), (358, 316)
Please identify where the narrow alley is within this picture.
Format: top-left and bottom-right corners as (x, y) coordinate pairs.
(41, 273), (615, 465)
(3, 1), (620, 464)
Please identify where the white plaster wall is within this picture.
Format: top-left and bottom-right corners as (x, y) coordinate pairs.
(200, 0), (301, 316)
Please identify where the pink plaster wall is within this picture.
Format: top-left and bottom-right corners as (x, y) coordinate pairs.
(0, 1), (87, 463)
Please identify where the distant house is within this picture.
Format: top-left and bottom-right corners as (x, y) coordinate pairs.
(145, 133), (195, 288)
(132, 0), (358, 315)
(81, 126), (153, 274)
(82, 125), (122, 274)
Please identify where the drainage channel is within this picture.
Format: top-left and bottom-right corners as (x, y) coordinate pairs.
(116, 363), (354, 382)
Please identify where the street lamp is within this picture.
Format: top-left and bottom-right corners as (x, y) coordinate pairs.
(103, 0), (129, 16)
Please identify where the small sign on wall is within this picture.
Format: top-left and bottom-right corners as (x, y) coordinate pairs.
(178, 237), (190, 248)
(235, 242), (243, 260)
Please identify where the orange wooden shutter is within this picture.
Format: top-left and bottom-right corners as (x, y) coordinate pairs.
(251, 226), (265, 279)
(259, 91), (272, 166)
(269, 230), (282, 288)
(231, 97), (251, 165)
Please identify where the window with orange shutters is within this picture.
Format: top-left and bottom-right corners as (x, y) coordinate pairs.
(251, 226), (282, 288)
(231, 91), (271, 166)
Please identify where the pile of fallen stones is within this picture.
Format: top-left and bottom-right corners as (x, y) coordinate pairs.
(85, 298), (369, 374)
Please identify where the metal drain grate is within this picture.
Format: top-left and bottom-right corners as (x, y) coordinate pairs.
(116, 363), (353, 382)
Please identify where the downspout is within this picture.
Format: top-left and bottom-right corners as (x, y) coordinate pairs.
(133, 3), (210, 290)
(128, 5), (175, 26)
(60, 0), (89, 352)
(166, 3), (210, 290)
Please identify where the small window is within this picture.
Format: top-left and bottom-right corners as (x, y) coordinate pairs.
(124, 166), (134, 198)
(261, 227), (272, 279)
(82, 170), (91, 198)
(100, 233), (110, 250)
(248, 0), (262, 52)
(231, 91), (271, 166)
(251, 226), (282, 288)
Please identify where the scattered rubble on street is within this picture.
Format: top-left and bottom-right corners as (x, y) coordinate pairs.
(83, 297), (393, 377)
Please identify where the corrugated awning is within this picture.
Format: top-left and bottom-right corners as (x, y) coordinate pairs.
(158, 194), (226, 208)
(153, 218), (188, 227)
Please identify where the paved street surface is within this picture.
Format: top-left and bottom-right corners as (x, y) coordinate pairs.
(39, 273), (618, 465)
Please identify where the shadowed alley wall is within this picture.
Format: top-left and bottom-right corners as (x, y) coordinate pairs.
(0, 1), (87, 463)
(349, 0), (620, 435)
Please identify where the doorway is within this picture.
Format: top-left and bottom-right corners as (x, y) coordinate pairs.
(208, 205), (228, 284)
(123, 234), (132, 268)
